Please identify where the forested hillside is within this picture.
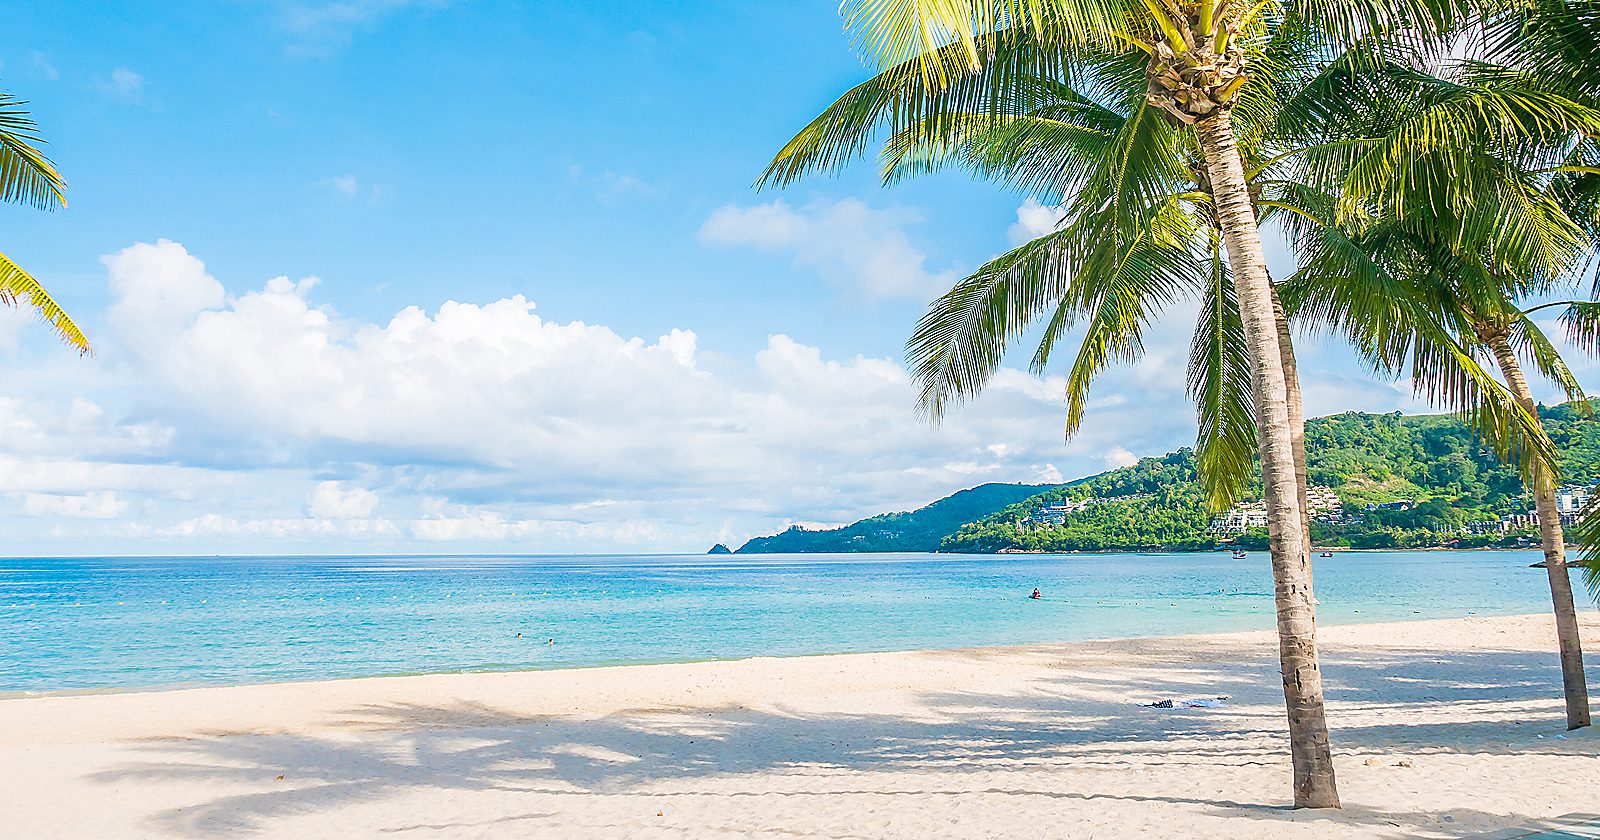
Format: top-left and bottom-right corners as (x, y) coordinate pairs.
(735, 482), (1056, 553)
(939, 405), (1600, 552)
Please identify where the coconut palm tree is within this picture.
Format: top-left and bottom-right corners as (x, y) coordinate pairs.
(882, 44), (1597, 735)
(1291, 232), (1599, 731)
(1287, 57), (1600, 728)
(0, 92), (88, 352)
(761, 0), (1573, 802)
(767, 7), (1357, 800)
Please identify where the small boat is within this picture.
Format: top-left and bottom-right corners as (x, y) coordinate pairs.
(1319, 551), (1333, 558)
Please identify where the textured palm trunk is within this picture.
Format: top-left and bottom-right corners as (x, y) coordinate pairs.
(1196, 112), (1340, 808)
(1486, 333), (1591, 729)
(1271, 285), (1314, 563)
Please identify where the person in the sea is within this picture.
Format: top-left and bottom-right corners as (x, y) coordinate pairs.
(1030, 588), (1041, 600)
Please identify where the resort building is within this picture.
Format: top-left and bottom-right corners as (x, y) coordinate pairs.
(1022, 501), (1091, 527)
(1021, 494), (1153, 528)
(1556, 485), (1593, 515)
(1210, 502), (1270, 535)
(1307, 486), (1347, 524)
(1465, 485), (1595, 535)
(1211, 486), (1343, 536)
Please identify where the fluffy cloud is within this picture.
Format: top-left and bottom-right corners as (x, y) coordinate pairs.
(1008, 197), (1068, 246)
(5, 233), (1571, 554)
(306, 481), (380, 518)
(1103, 447), (1139, 469)
(0, 238), (1232, 553)
(19, 491), (128, 519)
(93, 236), (1094, 518)
(699, 199), (958, 301)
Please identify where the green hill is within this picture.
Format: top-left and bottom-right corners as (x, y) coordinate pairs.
(730, 406), (1599, 555)
(939, 450), (1215, 552)
(735, 482), (1057, 553)
(940, 405), (1600, 552)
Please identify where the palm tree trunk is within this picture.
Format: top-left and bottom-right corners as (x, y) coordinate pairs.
(1196, 112), (1340, 809)
(1485, 333), (1591, 729)
(1271, 284), (1315, 563)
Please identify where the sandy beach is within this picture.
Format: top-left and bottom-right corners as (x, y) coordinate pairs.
(4, 612), (1599, 839)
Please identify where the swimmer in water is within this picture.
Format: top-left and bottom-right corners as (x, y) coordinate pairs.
(1030, 588), (1041, 600)
(547, 638), (555, 646)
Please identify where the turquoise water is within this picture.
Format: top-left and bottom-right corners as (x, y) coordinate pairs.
(0, 550), (1564, 694)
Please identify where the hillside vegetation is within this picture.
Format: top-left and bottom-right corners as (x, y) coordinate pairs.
(736, 482), (1055, 553)
(941, 405), (1599, 552)
(731, 407), (1600, 554)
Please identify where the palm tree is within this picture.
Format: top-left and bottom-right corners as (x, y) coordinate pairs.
(0, 92), (89, 352)
(763, 0), (1556, 803)
(1287, 58), (1600, 728)
(791, 6), (1351, 801)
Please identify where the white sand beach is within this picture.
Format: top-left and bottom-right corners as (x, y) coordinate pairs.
(4, 612), (1599, 839)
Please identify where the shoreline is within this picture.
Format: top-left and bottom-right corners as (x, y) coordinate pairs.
(2, 602), (1547, 701)
(5, 612), (1600, 838)
(4, 611), (1573, 729)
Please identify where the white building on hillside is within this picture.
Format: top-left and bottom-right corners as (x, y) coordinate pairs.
(1210, 486), (1343, 536)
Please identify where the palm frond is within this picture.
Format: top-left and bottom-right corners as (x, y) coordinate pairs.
(1570, 488), (1600, 601)
(1189, 239), (1256, 511)
(0, 248), (89, 353)
(0, 94), (67, 210)
(1510, 310), (1588, 405)
(1558, 299), (1600, 355)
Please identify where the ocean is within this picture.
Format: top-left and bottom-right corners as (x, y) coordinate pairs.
(0, 550), (1564, 694)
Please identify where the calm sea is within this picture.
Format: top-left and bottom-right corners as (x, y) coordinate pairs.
(0, 550), (1566, 694)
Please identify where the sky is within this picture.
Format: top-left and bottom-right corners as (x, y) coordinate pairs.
(0, 1), (1587, 555)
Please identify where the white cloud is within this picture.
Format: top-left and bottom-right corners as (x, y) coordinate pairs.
(104, 239), (227, 346)
(332, 174), (359, 197)
(279, 0), (452, 54)
(166, 513), (399, 539)
(699, 199), (958, 301)
(0, 238), (1225, 553)
(1103, 447), (1140, 469)
(1033, 464), (1065, 483)
(567, 165), (659, 203)
(94, 67), (144, 102)
(20, 491), (128, 519)
(1008, 197), (1068, 246)
(408, 497), (665, 543)
(306, 481), (379, 518)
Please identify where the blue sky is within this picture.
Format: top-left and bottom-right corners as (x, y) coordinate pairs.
(8, 0), (1022, 360)
(0, 1), (1578, 555)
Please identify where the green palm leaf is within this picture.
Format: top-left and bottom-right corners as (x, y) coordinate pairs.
(1189, 238), (1256, 511)
(0, 94), (67, 211)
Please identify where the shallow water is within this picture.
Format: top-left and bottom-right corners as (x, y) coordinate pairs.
(0, 550), (1560, 693)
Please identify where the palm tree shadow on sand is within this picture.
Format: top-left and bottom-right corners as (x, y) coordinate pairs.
(95, 645), (1596, 837)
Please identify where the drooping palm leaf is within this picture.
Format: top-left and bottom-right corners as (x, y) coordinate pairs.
(1189, 234), (1256, 510)
(0, 94), (67, 211)
(0, 248), (89, 353)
